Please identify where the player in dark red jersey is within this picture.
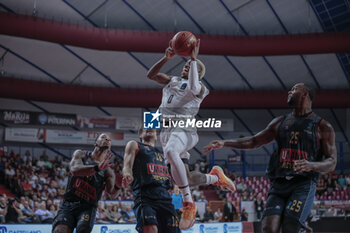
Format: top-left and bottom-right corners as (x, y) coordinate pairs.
(204, 83), (337, 233)
(52, 133), (118, 233)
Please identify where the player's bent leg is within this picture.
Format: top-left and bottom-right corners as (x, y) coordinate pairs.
(53, 225), (73, 233)
(209, 166), (235, 192)
(143, 225), (158, 233)
(164, 141), (188, 188)
(262, 215), (281, 233)
(281, 216), (302, 233)
(76, 208), (95, 233)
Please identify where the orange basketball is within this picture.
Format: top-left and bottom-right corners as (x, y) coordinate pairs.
(170, 31), (197, 57)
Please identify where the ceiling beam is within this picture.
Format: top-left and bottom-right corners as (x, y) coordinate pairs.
(1, 12), (350, 56)
(1, 77), (349, 109)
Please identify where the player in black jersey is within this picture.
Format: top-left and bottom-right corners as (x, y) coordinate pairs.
(204, 83), (337, 233)
(122, 128), (180, 233)
(52, 133), (118, 233)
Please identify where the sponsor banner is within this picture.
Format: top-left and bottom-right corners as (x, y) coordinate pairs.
(4, 128), (138, 146)
(0, 109), (77, 127)
(5, 128), (46, 143)
(228, 155), (242, 163)
(78, 116), (116, 130)
(0, 224), (51, 233)
(1, 110), (31, 124)
(45, 130), (136, 146)
(77, 116), (140, 131)
(0, 223), (242, 233)
(182, 222), (242, 233)
(116, 117), (140, 131)
(35, 112), (76, 126)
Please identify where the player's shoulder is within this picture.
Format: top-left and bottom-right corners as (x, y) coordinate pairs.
(72, 149), (86, 159)
(126, 140), (141, 153)
(318, 118), (334, 132)
(269, 115), (286, 126)
(126, 140), (139, 147)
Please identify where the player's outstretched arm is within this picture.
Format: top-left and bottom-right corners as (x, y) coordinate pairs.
(204, 116), (284, 154)
(188, 39), (202, 96)
(294, 119), (337, 173)
(70, 150), (113, 176)
(146, 47), (174, 85)
(105, 168), (118, 199)
(122, 140), (139, 188)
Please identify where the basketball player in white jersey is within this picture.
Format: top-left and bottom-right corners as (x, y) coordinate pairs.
(147, 40), (235, 229)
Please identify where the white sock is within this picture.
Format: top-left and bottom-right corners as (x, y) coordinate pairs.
(206, 174), (219, 185)
(180, 186), (193, 203)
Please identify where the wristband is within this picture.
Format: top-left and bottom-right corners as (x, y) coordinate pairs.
(94, 165), (99, 172)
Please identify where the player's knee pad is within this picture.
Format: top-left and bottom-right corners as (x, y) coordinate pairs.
(281, 217), (302, 233)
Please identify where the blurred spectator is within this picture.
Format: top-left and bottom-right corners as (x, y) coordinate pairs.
(203, 206), (214, 223)
(254, 193), (264, 221)
(241, 191), (249, 201)
(171, 185), (183, 220)
(0, 196), (8, 223)
(338, 174), (346, 187)
(96, 202), (109, 224)
(214, 208), (223, 222)
(199, 159), (207, 173)
(125, 206), (136, 224)
(223, 198), (236, 222)
(316, 178), (326, 196)
(20, 200), (36, 223)
(346, 174), (350, 186)
(237, 179), (247, 193)
(241, 208), (248, 221)
(106, 204), (121, 223)
(197, 191), (208, 206)
(34, 201), (54, 223)
(5, 198), (21, 223)
(324, 205), (336, 217)
(192, 186), (201, 201)
(194, 160), (200, 172)
(49, 204), (57, 217)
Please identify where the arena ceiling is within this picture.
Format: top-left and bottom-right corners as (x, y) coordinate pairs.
(0, 0), (349, 161)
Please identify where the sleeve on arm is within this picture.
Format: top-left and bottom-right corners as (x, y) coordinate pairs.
(188, 61), (202, 96)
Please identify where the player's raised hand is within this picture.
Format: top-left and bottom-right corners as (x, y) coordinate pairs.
(203, 140), (224, 154)
(293, 160), (314, 173)
(165, 45), (176, 60)
(122, 173), (134, 188)
(190, 39), (200, 61)
(98, 151), (114, 170)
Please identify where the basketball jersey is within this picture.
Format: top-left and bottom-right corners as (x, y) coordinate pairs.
(267, 112), (322, 181)
(131, 142), (172, 202)
(63, 152), (107, 206)
(159, 76), (209, 119)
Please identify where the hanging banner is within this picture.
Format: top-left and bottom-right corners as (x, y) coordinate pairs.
(116, 116), (140, 130)
(4, 128), (138, 146)
(1, 109), (31, 124)
(77, 116), (116, 129)
(34, 112), (76, 126)
(5, 127), (46, 143)
(0, 109), (77, 127)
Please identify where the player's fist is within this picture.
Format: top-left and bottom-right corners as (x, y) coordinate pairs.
(98, 152), (114, 170)
(165, 46), (175, 60)
(203, 140), (224, 154)
(293, 160), (314, 173)
(122, 173), (134, 188)
(190, 39), (200, 61)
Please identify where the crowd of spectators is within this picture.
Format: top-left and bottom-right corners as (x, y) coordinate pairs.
(1, 150), (350, 224)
